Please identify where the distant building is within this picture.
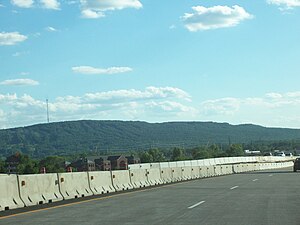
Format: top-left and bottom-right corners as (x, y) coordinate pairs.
(108, 155), (128, 170)
(126, 155), (141, 164)
(95, 157), (111, 171)
(69, 158), (95, 172)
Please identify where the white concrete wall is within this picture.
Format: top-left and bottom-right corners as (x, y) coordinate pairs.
(0, 175), (24, 211)
(18, 173), (63, 206)
(111, 170), (133, 191)
(88, 171), (115, 194)
(146, 168), (163, 185)
(129, 169), (150, 188)
(58, 172), (93, 199)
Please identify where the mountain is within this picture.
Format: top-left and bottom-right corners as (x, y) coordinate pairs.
(1, 120), (300, 158)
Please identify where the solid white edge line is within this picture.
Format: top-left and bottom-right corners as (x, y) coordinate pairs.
(230, 186), (239, 190)
(188, 201), (205, 209)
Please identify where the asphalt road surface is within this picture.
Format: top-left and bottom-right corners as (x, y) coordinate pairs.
(1, 167), (299, 225)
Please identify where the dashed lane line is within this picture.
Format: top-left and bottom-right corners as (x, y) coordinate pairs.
(188, 201), (205, 209)
(230, 186), (239, 190)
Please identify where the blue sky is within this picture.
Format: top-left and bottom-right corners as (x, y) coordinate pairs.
(0, 0), (300, 129)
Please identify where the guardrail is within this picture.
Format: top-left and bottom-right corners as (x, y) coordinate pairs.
(0, 156), (294, 211)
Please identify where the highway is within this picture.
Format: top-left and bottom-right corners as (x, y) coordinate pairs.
(1, 167), (299, 225)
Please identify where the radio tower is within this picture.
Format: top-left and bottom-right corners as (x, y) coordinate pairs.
(46, 99), (50, 123)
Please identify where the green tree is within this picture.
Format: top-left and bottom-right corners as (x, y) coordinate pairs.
(148, 148), (165, 162)
(171, 147), (186, 161)
(139, 151), (153, 163)
(39, 156), (66, 173)
(16, 154), (39, 174)
(192, 149), (210, 159)
(226, 144), (244, 157)
(0, 159), (6, 173)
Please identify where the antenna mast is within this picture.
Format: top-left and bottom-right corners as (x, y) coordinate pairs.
(46, 98), (50, 123)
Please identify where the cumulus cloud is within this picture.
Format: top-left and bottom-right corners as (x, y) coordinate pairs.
(80, 0), (142, 18)
(11, 0), (34, 8)
(0, 32), (27, 46)
(200, 91), (300, 128)
(81, 9), (104, 18)
(182, 5), (253, 31)
(267, 0), (300, 9)
(40, 0), (60, 10)
(0, 79), (39, 86)
(11, 0), (60, 10)
(72, 66), (133, 75)
(0, 87), (194, 128)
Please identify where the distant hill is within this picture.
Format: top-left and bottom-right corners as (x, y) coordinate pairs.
(1, 120), (300, 158)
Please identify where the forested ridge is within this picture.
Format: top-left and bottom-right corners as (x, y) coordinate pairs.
(1, 120), (300, 158)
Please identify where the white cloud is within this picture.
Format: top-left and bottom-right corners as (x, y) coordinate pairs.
(182, 5), (253, 32)
(4, 89), (300, 129)
(0, 79), (39, 86)
(72, 66), (133, 75)
(267, 0), (300, 9)
(0, 86), (194, 128)
(11, 0), (34, 8)
(80, 0), (142, 18)
(40, 0), (60, 10)
(0, 32), (27, 46)
(45, 26), (58, 32)
(200, 91), (300, 128)
(11, 0), (60, 10)
(81, 9), (105, 18)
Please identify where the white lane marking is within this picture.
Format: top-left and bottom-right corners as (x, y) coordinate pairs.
(230, 186), (239, 190)
(188, 201), (205, 209)
(253, 179), (258, 182)
(269, 175), (273, 177)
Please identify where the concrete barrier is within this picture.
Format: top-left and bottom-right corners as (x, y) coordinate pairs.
(18, 173), (63, 206)
(160, 167), (173, 183)
(129, 169), (150, 188)
(214, 165), (222, 176)
(181, 167), (192, 180)
(111, 170), (133, 191)
(207, 165), (215, 177)
(159, 162), (170, 168)
(222, 165), (233, 175)
(191, 166), (200, 179)
(184, 161), (192, 167)
(88, 171), (115, 195)
(149, 163), (160, 169)
(199, 166), (208, 178)
(171, 167), (182, 182)
(197, 159), (205, 166)
(176, 161), (185, 167)
(0, 175), (24, 211)
(146, 168), (163, 185)
(58, 172), (93, 199)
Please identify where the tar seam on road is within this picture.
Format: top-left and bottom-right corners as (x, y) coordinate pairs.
(0, 181), (186, 220)
(188, 201), (205, 209)
(230, 186), (239, 190)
